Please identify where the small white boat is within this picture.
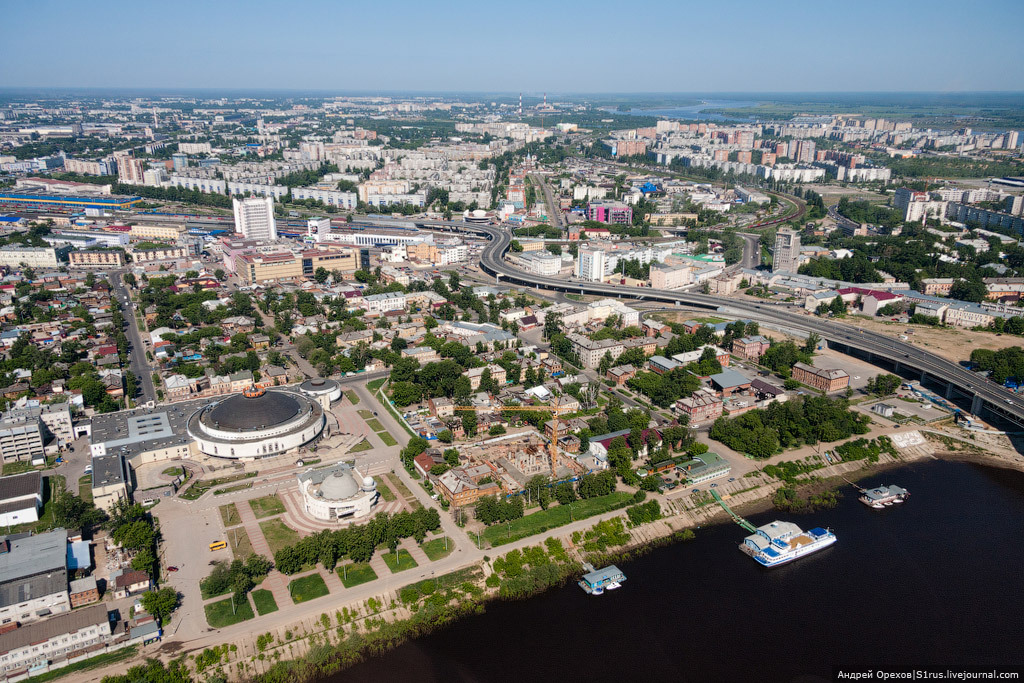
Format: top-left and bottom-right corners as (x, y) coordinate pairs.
(591, 587), (604, 595)
(606, 582), (621, 590)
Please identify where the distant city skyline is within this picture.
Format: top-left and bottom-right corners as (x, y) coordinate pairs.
(2, 0), (1023, 92)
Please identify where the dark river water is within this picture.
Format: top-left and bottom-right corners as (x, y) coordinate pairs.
(330, 460), (1024, 682)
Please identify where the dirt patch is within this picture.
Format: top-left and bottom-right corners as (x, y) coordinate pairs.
(847, 316), (1023, 364)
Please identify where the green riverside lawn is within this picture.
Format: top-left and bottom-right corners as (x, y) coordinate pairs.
(421, 536), (454, 561)
(483, 491), (635, 546)
(259, 519), (301, 555)
(251, 589), (278, 615)
(249, 494), (286, 518)
(288, 573), (330, 603)
(382, 550), (418, 573)
(336, 562), (378, 588)
(205, 596), (255, 627)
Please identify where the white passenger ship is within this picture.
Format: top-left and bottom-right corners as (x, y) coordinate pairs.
(740, 521), (836, 567)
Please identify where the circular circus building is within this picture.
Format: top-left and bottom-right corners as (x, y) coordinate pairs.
(297, 462), (379, 522)
(187, 386), (326, 460)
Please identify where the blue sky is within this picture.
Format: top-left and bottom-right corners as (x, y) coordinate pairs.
(2, 0), (1022, 92)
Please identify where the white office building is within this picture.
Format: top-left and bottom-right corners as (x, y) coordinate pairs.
(233, 196), (277, 241)
(575, 247), (606, 281)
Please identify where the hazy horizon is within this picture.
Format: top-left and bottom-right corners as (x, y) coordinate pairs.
(2, 0), (1022, 92)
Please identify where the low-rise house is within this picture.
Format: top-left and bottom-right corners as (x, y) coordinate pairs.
(606, 364), (636, 385)
(648, 356), (681, 375)
(68, 576), (100, 608)
(675, 391), (724, 423)
(792, 362), (850, 393)
(732, 336), (770, 360)
(709, 369), (753, 397)
(0, 471), (42, 526)
(111, 569), (151, 599)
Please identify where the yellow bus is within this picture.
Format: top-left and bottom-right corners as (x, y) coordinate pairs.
(209, 541), (227, 551)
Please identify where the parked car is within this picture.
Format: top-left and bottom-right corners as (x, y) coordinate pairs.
(167, 566), (179, 572)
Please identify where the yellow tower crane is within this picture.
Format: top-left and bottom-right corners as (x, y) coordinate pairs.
(450, 404), (566, 477)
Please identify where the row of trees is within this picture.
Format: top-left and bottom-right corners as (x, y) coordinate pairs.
(200, 556), (272, 602)
(273, 507), (442, 574)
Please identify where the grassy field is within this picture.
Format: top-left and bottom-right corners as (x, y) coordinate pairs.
(421, 536), (454, 562)
(288, 573), (329, 603)
(378, 432), (398, 447)
(349, 438), (372, 452)
(205, 596), (255, 627)
(250, 589), (278, 615)
(364, 418), (386, 432)
(2, 460), (36, 476)
(248, 494), (286, 518)
(78, 474), (92, 503)
(337, 562), (378, 588)
(386, 474), (417, 504)
(162, 466), (184, 477)
(373, 476), (396, 501)
(483, 492), (635, 547)
(182, 471), (257, 500)
(345, 390), (359, 405)
(367, 378), (386, 392)
(381, 549), (419, 573)
(258, 519), (301, 555)
(357, 409), (374, 419)
(228, 526), (254, 561)
(219, 503), (241, 527)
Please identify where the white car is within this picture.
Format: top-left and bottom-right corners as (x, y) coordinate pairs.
(84, 465), (93, 474)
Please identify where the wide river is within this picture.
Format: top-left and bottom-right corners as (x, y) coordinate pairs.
(330, 460), (1024, 682)
(603, 99), (759, 122)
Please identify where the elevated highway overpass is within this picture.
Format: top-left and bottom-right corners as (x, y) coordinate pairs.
(411, 218), (1023, 427)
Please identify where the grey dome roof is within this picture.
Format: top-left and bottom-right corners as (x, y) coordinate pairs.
(319, 471), (358, 500)
(299, 378), (339, 394)
(207, 390), (301, 431)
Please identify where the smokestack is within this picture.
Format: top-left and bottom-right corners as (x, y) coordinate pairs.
(519, 93), (522, 117)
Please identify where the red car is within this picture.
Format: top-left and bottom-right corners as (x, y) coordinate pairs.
(167, 566), (179, 572)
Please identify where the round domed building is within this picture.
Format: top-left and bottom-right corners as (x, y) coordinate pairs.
(297, 462), (379, 522)
(187, 386), (326, 460)
(298, 378), (341, 411)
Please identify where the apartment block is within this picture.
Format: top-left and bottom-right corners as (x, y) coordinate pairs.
(69, 250), (125, 269)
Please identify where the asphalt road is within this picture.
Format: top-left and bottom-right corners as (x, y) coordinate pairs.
(109, 269), (156, 403)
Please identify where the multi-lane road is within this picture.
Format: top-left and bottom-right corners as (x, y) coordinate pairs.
(416, 219), (1024, 426)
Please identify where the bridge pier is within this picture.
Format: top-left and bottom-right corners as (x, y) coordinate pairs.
(893, 361), (900, 374)
(945, 383), (955, 400)
(971, 394), (983, 415)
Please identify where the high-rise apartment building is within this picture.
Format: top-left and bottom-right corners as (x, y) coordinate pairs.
(233, 196), (277, 241)
(772, 228), (801, 274)
(115, 153), (145, 185)
(575, 247), (606, 281)
(793, 140), (816, 164)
